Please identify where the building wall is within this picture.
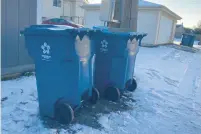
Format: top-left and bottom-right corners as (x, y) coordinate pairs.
(195, 34), (201, 41)
(175, 25), (184, 38)
(63, 0), (85, 17)
(84, 9), (104, 28)
(1, 0), (37, 76)
(83, 8), (159, 44)
(73, 0), (85, 24)
(37, 0), (43, 24)
(42, 0), (63, 19)
(167, 11), (177, 42)
(63, 1), (73, 16)
(41, 0), (85, 24)
(75, 0), (85, 17)
(176, 26), (184, 33)
(171, 21), (177, 42)
(137, 10), (159, 44)
(157, 11), (176, 44)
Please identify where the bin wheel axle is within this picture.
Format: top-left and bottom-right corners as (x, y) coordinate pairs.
(54, 101), (74, 124)
(104, 86), (120, 102)
(90, 87), (100, 104)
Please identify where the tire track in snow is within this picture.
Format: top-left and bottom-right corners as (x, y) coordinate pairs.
(145, 68), (179, 88)
(146, 69), (161, 80)
(163, 76), (179, 88)
(162, 48), (193, 64)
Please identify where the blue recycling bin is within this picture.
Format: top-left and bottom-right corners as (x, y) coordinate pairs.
(92, 27), (145, 101)
(22, 25), (99, 124)
(180, 33), (195, 47)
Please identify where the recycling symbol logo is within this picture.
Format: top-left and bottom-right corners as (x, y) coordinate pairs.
(41, 42), (51, 61)
(100, 40), (108, 53)
(41, 42), (50, 54)
(101, 40), (108, 48)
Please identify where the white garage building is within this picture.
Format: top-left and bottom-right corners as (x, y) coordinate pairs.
(82, 1), (182, 45)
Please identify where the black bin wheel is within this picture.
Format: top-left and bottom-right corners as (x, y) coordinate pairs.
(104, 86), (120, 102)
(90, 87), (100, 104)
(127, 79), (137, 92)
(54, 102), (74, 124)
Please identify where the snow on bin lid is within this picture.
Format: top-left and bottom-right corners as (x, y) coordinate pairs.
(22, 25), (74, 35)
(93, 26), (137, 35)
(29, 24), (75, 30)
(93, 26), (147, 40)
(22, 25), (92, 36)
(46, 25), (75, 30)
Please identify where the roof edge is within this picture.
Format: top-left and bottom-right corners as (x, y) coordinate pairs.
(81, 3), (182, 20)
(162, 6), (182, 20)
(139, 6), (182, 20)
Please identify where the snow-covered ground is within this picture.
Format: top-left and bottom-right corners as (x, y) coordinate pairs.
(2, 45), (201, 134)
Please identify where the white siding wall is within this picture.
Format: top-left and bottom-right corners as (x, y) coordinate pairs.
(83, 8), (159, 44)
(171, 21), (177, 42)
(41, 0), (84, 24)
(137, 10), (159, 44)
(42, 0), (63, 18)
(74, 1), (85, 24)
(37, 0), (43, 24)
(75, 1), (85, 17)
(84, 9), (104, 28)
(63, 1), (73, 16)
(157, 12), (174, 44)
(63, 0), (85, 17)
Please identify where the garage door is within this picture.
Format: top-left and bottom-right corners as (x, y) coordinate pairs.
(137, 10), (158, 44)
(157, 15), (173, 44)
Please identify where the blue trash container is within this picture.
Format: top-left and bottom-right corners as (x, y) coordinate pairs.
(180, 33), (195, 47)
(22, 25), (99, 124)
(91, 27), (144, 101)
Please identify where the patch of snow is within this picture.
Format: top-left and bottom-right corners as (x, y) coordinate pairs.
(173, 38), (182, 45)
(2, 45), (201, 134)
(194, 44), (201, 49)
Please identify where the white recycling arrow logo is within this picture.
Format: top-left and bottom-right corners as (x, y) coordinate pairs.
(41, 42), (50, 54)
(100, 40), (108, 53)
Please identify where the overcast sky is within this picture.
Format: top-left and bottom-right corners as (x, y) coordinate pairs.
(88, 0), (201, 28)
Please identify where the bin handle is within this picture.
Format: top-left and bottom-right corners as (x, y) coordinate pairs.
(20, 31), (24, 36)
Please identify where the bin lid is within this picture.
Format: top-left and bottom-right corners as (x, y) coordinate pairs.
(93, 26), (147, 40)
(182, 33), (195, 37)
(22, 25), (92, 37)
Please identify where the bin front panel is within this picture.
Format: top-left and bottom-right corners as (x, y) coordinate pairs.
(74, 35), (95, 97)
(35, 61), (79, 117)
(24, 32), (94, 117)
(26, 35), (81, 117)
(110, 57), (127, 89)
(181, 35), (189, 46)
(93, 31), (138, 91)
(25, 34), (76, 62)
(181, 34), (195, 47)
